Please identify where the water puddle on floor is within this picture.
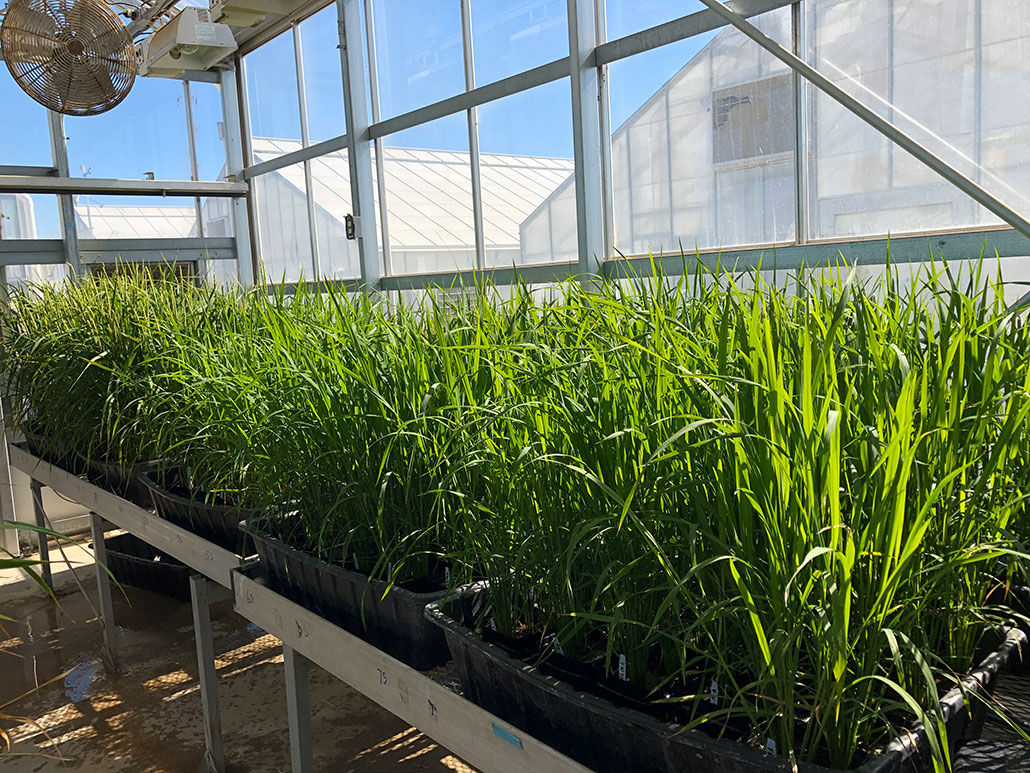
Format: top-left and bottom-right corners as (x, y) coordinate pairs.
(62, 657), (98, 703)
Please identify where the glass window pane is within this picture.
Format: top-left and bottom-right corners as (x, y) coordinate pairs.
(471, 0), (568, 85)
(380, 113), (475, 274)
(309, 150), (361, 279)
(477, 79), (578, 266)
(604, 0), (705, 42)
(200, 197), (235, 239)
(74, 195), (199, 239)
(245, 30), (302, 152)
(807, 0), (1030, 238)
(372, 0), (465, 118)
(0, 194), (60, 239)
(0, 74), (52, 167)
(252, 164), (315, 283)
(66, 79), (191, 180)
(608, 7), (794, 256)
(301, 5), (347, 143)
(190, 82), (229, 181)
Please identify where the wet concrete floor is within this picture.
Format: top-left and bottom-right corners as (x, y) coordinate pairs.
(0, 582), (475, 772)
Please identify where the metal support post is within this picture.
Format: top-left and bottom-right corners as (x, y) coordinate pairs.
(293, 23), (323, 282)
(220, 68), (256, 287)
(338, 0), (382, 287)
(283, 644), (314, 773)
(89, 513), (119, 670)
(363, 0), (392, 276)
(460, 0), (486, 272)
(567, 0), (605, 277)
(595, 0), (615, 260)
(30, 480), (52, 588)
(183, 80), (209, 279)
(190, 573), (226, 773)
(0, 400), (19, 556)
(46, 111), (80, 277)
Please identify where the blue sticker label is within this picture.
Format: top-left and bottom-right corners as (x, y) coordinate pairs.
(492, 723), (523, 750)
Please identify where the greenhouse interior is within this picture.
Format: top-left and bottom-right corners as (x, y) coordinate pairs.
(2, 0), (1030, 771)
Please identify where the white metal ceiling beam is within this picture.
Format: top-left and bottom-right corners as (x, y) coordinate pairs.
(0, 175), (248, 197)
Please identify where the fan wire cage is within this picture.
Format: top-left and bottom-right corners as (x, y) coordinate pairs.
(1, 0), (136, 116)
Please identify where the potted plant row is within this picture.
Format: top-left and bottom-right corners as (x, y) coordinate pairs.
(1, 262), (1028, 771)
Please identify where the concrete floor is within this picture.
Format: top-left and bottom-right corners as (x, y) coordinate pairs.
(0, 557), (475, 772)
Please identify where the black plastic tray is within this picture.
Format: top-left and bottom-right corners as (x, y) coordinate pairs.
(79, 454), (158, 508)
(244, 520), (449, 670)
(100, 532), (192, 602)
(139, 469), (257, 555)
(426, 584), (1027, 773)
(22, 429), (83, 474)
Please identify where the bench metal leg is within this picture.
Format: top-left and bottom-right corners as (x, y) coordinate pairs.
(31, 480), (52, 588)
(283, 643), (314, 773)
(89, 513), (119, 670)
(191, 574), (226, 773)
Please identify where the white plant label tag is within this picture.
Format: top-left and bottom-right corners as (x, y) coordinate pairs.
(709, 679), (719, 706)
(489, 618), (497, 631)
(352, 553), (359, 571)
(618, 653), (627, 681)
(554, 637), (563, 655)
(765, 738), (777, 756)
(444, 566), (451, 585)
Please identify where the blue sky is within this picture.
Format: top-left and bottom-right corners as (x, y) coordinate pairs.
(2, 0), (711, 238)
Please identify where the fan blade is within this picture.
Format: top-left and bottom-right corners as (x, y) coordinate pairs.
(52, 60), (74, 110)
(2, 5), (60, 38)
(87, 62), (116, 100)
(85, 25), (130, 58)
(3, 31), (58, 63)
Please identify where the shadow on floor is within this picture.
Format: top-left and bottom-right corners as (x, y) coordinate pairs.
(1, 584), (474, 772)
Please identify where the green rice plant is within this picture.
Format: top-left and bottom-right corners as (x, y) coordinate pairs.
(3, 255), (1027, 770)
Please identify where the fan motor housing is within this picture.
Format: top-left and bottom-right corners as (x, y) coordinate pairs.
(137, 8), (237, 79)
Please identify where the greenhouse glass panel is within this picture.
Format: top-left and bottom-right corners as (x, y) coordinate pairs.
(244, 29), (302, 158)
(380, 113), (476, 275)
(607, 7), (794, 257)
(604, 0), (705, 41)
(189, 82), (229, 182)
(308, 149), (361, 280)
(301, 5), (347, 143)
(0, 73), (51, 167)
(0, 194), (59, 240)
(66, 79), (192, 180)
(73, 195), (200, 240)
(478, 79), (577, 266)
(371, 0), (465, 119)
(252, 163), (315, 283)
(806, 0), (1030, 238)
(470, 0), (569, 85)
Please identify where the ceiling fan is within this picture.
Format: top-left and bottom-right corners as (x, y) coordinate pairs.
(0, 0), (141, 116)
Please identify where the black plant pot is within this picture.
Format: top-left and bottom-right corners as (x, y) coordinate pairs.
(139, 468), (258, 555)
(97, 533), (192, 602)
(425, 584), (1027, 773)
(22, 428), (82, 474)
(244, 520), (449, 670)
(78, 453), (158, 508)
